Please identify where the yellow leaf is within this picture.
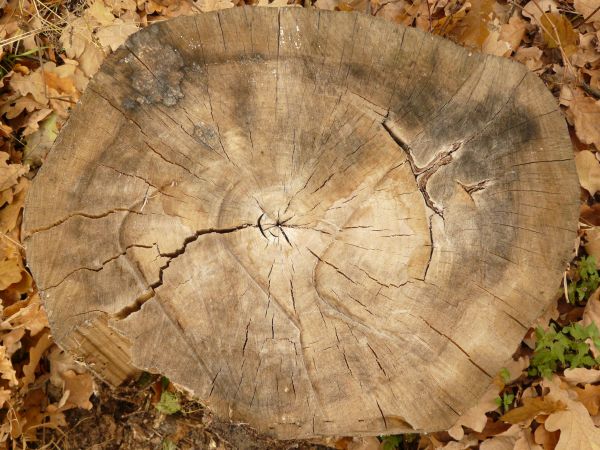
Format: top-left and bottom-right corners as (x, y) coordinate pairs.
(501, 397), (567, 424)
(540, 13), (578, 56)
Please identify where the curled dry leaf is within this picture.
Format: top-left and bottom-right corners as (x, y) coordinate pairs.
(575, 150), (600, 195)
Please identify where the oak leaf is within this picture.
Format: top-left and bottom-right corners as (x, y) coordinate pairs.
(563, 367), (600, 385)
(448, 383), (501, 440)
(543, 377), (600, 450)
(500, 397), (566, 424)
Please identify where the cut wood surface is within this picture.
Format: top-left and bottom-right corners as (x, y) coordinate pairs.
(23, 7), (579, 439)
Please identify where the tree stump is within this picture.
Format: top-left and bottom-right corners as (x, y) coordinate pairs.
(23, 7), (579, 439)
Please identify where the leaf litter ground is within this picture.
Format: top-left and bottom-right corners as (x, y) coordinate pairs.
(0, 0), (600, 448)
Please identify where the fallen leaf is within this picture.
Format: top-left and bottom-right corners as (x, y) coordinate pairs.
(501, 397), (567, 424)
(499, 16), (527, 51)
(570, 96), (600, 149)
(522, 0), (558, 23)
(480, 424), (521, 450)
(543, 377), (600, 450)
(448, 383), (501, 440)
(96, 20), (139, 52)
(573, 383), (600, 415)
(0, 346), (17, 386)
(61, 370), (94, 410)
(533, 425), (559, 450)
(193, 0), (234, 12)
(575, 150), (600, 195)
(0, 388), (11, 409)
(514, 427), (543, 450)
(540, 13), (578, 56)
(0, 153), (27, 191)
(20, 331), (53, 389)
(574, 0), (600, 23)
(563, 367), (600, 385)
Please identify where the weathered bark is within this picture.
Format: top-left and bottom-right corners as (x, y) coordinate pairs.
(23, 7), (579, 439)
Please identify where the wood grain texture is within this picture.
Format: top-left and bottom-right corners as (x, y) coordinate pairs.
(23, 7), (579, 439)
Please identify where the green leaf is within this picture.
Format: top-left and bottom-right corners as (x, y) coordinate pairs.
(156, 391), (181, 415)
(162, 439), (177, 450)
(499, 367), (511, 384)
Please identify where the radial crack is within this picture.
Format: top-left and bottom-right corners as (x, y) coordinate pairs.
(114, 223), (254, 320)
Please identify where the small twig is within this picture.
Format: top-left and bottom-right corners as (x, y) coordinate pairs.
(581, 81), (600, 100)
(581, 5), (600, 24)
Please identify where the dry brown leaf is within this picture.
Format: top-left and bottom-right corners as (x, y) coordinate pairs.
(0, 95), (47, 120)
(479, 424), (521, 450)
(575, 0), (600, 23)
(482, 29), (512, 57)
(192, 0), (234, 12)
(584, 228), (600, 268)
(570, 96), (600, 149)
(0, 257), (24, 291)
(0, 153), (27, 192)
(533, 425), (559, 450)
(9, 70), (47, 105)
(20, 330), (53, 389)
(500, 397), (567, 424)
(514, 427), (543, 450)
(522, 0), (558, 23)
(575, 150), (600, 195)
(7, 294), (48, 337)
(0, 177), (28, 234)
(499, 16), (526, 51)
(449, 0), (495, 49)
(61, 370), (94, 410)
(448, 383), (501, 440)
(573, 384), (600, 415)
(0, 346), (17, 386)
(0, 388), (11, 409)
(315, 0), (338, 10)
(543, 377), (600, 450)
(96, 20), (139, 51)
(563, 367), (600, 385)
